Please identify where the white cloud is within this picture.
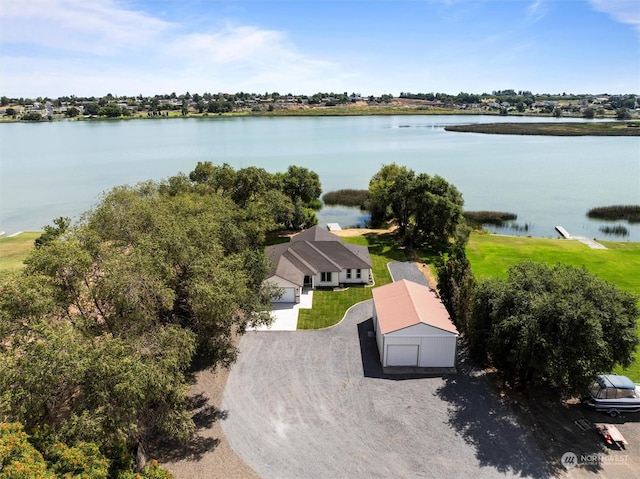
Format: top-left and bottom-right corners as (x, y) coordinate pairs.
(0, 0), (351, 97)
(0, 0), (173, 55)
(588, 0), (640, 33)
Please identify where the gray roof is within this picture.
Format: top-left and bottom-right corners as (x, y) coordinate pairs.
(266, 226), (372, 286)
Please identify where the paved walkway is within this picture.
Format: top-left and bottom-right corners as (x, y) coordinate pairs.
(251, 290), (313, 331)
(555, 226), (607, 249)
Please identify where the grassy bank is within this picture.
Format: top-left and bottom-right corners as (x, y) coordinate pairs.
(445, 121), (640, 136)
(466, 233), (640, 381)
(0, 232), (39, 272)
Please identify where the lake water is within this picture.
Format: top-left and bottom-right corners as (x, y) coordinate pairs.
(1, 115), (639, 241)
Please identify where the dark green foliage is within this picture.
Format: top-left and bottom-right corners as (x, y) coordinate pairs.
(616, 108), (631, 120)
(84, 102), (100, 115)
(436, 246), (476, 333)
(0, 169), (289, 475)
(34, 216), (71, 248)
(322, 189), (369, 207)
(368, 163), (466, 251)
(469, 261), (639, 396)
(65, 106), (80, 117)
(464, 211), (517, 227)
(587, 204), (640, 223)
(22, 112), (42, 121)
(99, 104), (123, 118)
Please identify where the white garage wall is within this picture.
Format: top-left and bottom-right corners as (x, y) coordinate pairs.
(382, 331), (457, 368)
(419, 336), (456, 368)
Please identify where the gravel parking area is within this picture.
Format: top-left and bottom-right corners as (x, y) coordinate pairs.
(220, 263), (550, 479)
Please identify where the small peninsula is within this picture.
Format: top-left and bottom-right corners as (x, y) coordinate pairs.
(444, 121), (640, 136)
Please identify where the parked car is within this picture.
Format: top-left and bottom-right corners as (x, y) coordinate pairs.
(587, 374), (640, 417)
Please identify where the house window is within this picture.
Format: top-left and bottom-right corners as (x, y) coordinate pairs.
(356, 269), (362, 279)
(321, 272), (332, 282)
(346, 269), (351, 279)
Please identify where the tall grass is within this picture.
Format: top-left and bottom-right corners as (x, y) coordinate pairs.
(587, 205), (640, 223)
(464, 211), (517, 227)
(322, 189), (369, 208)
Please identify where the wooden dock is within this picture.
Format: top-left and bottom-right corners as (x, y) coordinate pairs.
(555, 226), (607, 249)
(555, 226), (572, 239)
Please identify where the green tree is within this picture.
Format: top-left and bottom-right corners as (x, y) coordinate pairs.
(22, 112), (42, 121)
(387, 168), (416, 236)
(99, 104), (123, 118)
(0, 178), (277, 473)
(436, 246), (476, 333)
(367, 163), (410, 227)
(583, 107), (595, 119)
(84, 102), (100, 115)
(280, 165), (322, 205)
(65, 106), (80, 117)
(367, 164), (466, 251)
(616, 107), (631, 120)
(469, 262), (639, 395)
(34, 216), (71, 248)
(411, 174), (465, 250)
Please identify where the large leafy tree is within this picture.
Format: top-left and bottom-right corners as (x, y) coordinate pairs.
(0, 178), (276, 475)
(469, 261), (639, 396)
(367, 164), (466, 251)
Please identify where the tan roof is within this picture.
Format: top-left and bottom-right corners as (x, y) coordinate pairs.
(373, 279), (458, 335)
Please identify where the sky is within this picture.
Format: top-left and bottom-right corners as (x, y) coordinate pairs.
(0, 0), (639, 98)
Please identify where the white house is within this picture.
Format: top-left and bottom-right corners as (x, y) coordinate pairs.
(265, 226), (372, 303)
(372, 279), (458, 370)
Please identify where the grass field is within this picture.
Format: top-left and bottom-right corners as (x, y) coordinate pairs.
(466, 233), (640, 381)
(0, 232), (39, 272)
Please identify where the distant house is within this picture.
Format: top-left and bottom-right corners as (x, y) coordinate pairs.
(265, 225), (373, 303)
(372, 279), (458, 370)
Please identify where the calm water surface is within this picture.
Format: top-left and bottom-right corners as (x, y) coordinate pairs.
(1, 115), (639, 240)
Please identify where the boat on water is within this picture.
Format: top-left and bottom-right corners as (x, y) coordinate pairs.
(587, 374), (640, 417)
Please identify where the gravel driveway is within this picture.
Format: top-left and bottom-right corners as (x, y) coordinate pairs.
(221, 263), (550, 479)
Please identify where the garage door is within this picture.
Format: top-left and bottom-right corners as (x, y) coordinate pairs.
(274, 287), (295, 303)
(386, 344), (419, 366)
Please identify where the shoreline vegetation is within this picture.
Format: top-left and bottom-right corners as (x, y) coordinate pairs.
(322, 189), (369, 208)
(444, 121), (640, 136)
(587, 205), (640, 223)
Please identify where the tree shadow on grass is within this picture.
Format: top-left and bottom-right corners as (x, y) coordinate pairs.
(150, 393), (225, 462)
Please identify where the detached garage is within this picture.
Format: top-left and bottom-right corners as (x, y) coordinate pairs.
(372, 279), (458, 371)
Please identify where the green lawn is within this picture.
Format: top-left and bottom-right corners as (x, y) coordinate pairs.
(0, 232), (39, 272)
(466, 233), (640, 381)
(297, 233), (408, 329)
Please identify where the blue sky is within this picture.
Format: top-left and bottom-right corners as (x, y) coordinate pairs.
(1, 0), (638, 98)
